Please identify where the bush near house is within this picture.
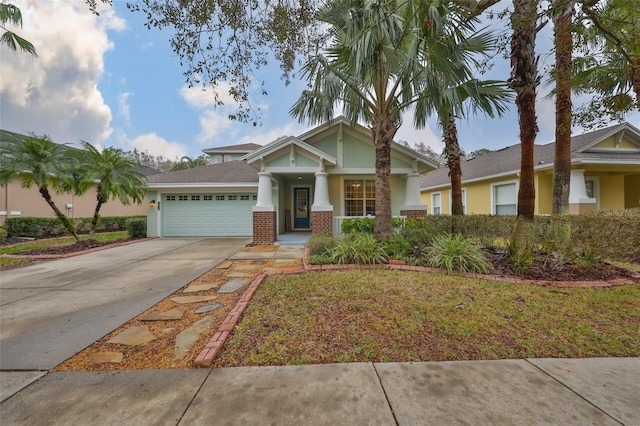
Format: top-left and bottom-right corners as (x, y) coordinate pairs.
(125, 218), (147, 239)
(5, 216), (146, 239)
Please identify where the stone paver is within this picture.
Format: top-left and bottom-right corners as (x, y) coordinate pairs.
(216, 260), (233, 269)
(195, 302), (224, 314)
(217, 278), (247, 293)
(174, 316), (216, 360)
(226, 272), (254, 278)
(90, 352), (123, 364)
(182, 283), (219, 293)
(170, 295), (218, 304)
(107, 326), (156, 346)
(140, 307), (185, 321)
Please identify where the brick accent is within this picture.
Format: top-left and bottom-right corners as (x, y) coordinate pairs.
(252, 211), (276, 245)
(311, 211), (333, 235)
(400, 209), (427, 220)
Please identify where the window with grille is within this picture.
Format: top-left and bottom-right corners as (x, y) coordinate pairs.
(203, 195), (213, 201)
(216, 195), (225, 201)
(178, 195), (188, 201)
(228, 195), (238, 201)
(344, 179), (375, 216)
(191, 195), (200, 201)
(240, 195), (250, 201)
(166, 195), (176, 201)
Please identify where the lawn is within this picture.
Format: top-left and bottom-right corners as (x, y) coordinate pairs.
(214, 269), (640, 367)
(0, 231), (128, 269)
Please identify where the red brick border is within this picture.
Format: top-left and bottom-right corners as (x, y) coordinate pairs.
(193, 247), (639, 367)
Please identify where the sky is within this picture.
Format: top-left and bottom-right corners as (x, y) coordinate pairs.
(1, 0), (639, 162)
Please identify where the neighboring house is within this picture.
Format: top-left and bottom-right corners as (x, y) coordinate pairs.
(146, 117), (438, 243)
(0, 130), (160, 226)
(420, 122), (640, 215)
(203, 143), (261, 164)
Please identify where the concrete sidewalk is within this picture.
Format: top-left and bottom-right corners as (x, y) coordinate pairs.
(0, 358), (638, 425)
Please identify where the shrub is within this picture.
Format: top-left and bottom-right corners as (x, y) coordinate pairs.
(424, 234), (492, 274)
(383, 234), (412, 259)
(5, 216), (144, 239)
(307, 254), (335, 265)
(341, 216), (405, 235)
(329, 232), (388, 264)
(307, 232), (337, 256)
(126, 218), (147, 239)
(0, 227), (7, 242)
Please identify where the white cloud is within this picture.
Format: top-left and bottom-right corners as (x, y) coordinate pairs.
(396, 110), (444, 154)
(0, 0), (124, 144)
(234, 122), (307, 146)
(117, 92), (132, 125)
(128, 133), (188, 160)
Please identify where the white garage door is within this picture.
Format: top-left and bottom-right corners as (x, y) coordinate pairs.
(162, 193), (256, 237)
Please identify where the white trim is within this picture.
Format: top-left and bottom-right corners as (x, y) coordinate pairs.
(490, 180), (519, 215)
(586, 147), (640, 153)
(431, 192), (441, 215)
(241, 136), (338, 166)
(148, 183), (259, 189)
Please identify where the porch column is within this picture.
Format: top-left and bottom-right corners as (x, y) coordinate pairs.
(311, 171), (333, 235)
(401, 172), (427, 219)
(253, 172), (277, 244)
(569, 169), (596, 214)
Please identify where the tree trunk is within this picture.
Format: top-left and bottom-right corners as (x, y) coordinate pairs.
(508, 0), (539, 262)
(89, 190), (105, 239)
(39, 186), (79, 242)
(443, 109), (464, 217)
(552, 0), (574, 216)
(372, 116), (399, 241)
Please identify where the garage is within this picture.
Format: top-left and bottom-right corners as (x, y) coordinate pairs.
(161, 193), (256, 237)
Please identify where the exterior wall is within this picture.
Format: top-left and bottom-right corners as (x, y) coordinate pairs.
(328, 175), (342, 214)
(624, 174), (640, 209)
(592, 135), (637, 149)
(309, 134), (338, 158)
(390, 175), (405, 216)
(595, 173), (625, 211)
(536, 173), (553, 215)
(342, 134), (374, 168)
(146, 190), (159, 237)
(0, 180), (148, 226)
(253, 211), (277, 244)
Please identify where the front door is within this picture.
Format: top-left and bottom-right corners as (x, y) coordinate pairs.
(293, 187), (310, 229)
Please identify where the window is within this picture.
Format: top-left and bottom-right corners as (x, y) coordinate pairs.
(344, 179), (375, 216)
(203, 195), (213, 201)
(253, 195), (258, 201)
(449, 188), (466, 214)
(216, 195), (225, 201)
(492, 182), (517, 215)
(191, 195), (200, 201)
(178, 195), (188, 201)
(166, 195), (176, 201)
(240, 195), (251, 201)
(584, 177), (600, 210)
(432, 193), (441, 215)
(228, 195), (238, 201)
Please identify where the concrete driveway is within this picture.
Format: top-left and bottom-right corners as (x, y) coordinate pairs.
(0, 237), (249, 371)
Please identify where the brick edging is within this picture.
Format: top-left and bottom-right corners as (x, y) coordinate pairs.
(193, 248), (639, 367)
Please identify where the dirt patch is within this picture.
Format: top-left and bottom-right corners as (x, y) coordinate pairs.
(10, 239), (130, 256)
(486, 249), (638, 282)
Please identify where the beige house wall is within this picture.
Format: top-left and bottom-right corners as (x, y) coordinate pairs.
(624, 174), (640, 209)
(0, 181), (148, 226)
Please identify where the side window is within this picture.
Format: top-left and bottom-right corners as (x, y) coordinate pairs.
(493, 183), (517, 215)
(432, 193), (441, 215)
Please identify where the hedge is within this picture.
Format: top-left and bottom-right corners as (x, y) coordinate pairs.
(4, 216), (146, 239)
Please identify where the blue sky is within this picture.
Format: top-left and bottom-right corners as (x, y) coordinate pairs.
(2, 0), (639, 161)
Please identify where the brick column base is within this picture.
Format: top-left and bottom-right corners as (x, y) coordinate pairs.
(401, 209), (427, 220)
(311, 211), (333, 235)
(253, 211), (277, 245)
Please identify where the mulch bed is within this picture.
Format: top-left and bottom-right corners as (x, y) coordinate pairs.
(9, 239), (129, 256)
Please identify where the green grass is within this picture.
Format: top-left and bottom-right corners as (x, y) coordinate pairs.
(0, 231), (128, 269)
(214, 270), (640, 367)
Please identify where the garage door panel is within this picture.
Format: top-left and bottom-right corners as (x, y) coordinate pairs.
(162, 194), (255, 237)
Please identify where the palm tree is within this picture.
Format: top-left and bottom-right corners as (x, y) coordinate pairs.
(0, 2), (36, 56)
(508, 0), (540, 262)
(73, 142), (147, 239)
(0, 133), (79, 240)
(291, 0), (483, 240)
(572, 0), (640, 128)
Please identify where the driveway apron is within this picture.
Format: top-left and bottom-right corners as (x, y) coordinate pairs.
(0, 237), (249, 371)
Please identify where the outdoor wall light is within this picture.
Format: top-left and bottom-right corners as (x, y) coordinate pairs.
(150, 200), (156, 208)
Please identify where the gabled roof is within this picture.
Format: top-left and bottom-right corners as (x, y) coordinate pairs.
(147, 160), (258, 185)
(202, 143), (262, 154)
(420, 122), (640, 190)
(240, 135), (338, 167)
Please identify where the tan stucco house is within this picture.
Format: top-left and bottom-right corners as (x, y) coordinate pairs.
(420, 122), (640, 215)
(146, 117), (438, 243)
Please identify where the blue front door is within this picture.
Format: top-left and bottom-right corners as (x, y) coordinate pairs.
(293, 187), (310, 229)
